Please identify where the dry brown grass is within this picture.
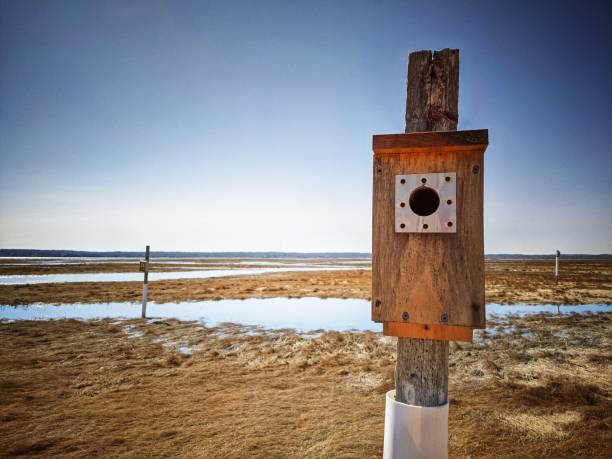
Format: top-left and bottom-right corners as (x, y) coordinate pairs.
(1, 260), (611, 306)
(1, 312), (610, 458)
(485, 260), (612, 304)
(0, 270), (372, 305)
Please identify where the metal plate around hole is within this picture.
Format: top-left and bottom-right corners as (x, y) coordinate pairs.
(395, 172), (456, 233)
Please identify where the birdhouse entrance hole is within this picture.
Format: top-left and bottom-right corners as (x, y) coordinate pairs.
(409, 187), (440, 216)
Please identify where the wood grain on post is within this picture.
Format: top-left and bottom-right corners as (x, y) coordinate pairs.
(395, 48), (459, 406)
(405, 49), (459, 133)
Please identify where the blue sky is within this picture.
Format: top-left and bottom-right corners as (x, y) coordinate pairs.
(1, 0), (610, 253)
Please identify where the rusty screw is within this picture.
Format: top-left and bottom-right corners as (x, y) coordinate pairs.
(375, 300), (382, 308)
(400, 202), (406, 207)
(400, 178), (406, 184)
(402, 311), (409, 321)
(472, 165), (480, 174)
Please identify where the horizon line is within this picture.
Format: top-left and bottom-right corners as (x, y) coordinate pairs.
(1, 249), (610, 258)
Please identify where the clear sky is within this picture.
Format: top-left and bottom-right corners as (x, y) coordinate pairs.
(1, 0), (611, 253)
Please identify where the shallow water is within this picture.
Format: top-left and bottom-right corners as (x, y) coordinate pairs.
(0, 299), (608, 333)
(0, 257), (134, 266)
(0, 266), (365, 285)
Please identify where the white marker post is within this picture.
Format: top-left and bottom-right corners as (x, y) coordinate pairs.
(140, 245), (150, 318)
(555, 250), (560, 280)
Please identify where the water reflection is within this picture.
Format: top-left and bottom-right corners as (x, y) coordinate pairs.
(0, 299), (608, 333)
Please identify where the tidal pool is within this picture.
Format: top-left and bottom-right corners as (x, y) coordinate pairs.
(0, 299), (608, 333)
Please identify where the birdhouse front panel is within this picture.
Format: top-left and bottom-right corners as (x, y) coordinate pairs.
(371, 130), (488, 340)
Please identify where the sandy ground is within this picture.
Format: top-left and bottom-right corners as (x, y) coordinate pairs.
(1, 313), (610, 458)
(1, 260), (611, 305)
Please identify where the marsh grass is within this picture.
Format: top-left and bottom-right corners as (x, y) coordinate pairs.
(1, 260), (611, 306)
(0, 311), (610, 457)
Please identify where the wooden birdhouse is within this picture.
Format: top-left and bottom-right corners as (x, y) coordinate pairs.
(371, 129), (489, 342)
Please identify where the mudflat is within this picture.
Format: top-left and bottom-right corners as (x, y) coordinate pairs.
(0, 258), (361, 276)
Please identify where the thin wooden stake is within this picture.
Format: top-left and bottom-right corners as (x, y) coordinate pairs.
(141, 245), (150, 318)
(395, 49), (459, 406)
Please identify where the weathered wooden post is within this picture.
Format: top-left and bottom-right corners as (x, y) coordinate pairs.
(372, 49), (488, 458)
(140, 245), (150, 318)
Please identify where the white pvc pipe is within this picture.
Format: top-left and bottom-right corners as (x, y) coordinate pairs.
(555, 255), (559, 278)
(383, 390), (448, 459)
(141, 283), (148, 318)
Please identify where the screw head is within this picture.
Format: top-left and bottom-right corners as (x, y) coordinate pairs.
(400, 178), (406, 184)
(375, 300), (382, 308)
(472, 165), (480, 174)
(440, 313), (449, 323)
(402, 311), (409, 321)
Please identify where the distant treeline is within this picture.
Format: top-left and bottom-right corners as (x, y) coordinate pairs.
(1, 249), (611, 260)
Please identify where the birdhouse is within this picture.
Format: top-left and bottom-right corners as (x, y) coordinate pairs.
(139, 260), (148, 273)
(371, 129), (488, 342)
